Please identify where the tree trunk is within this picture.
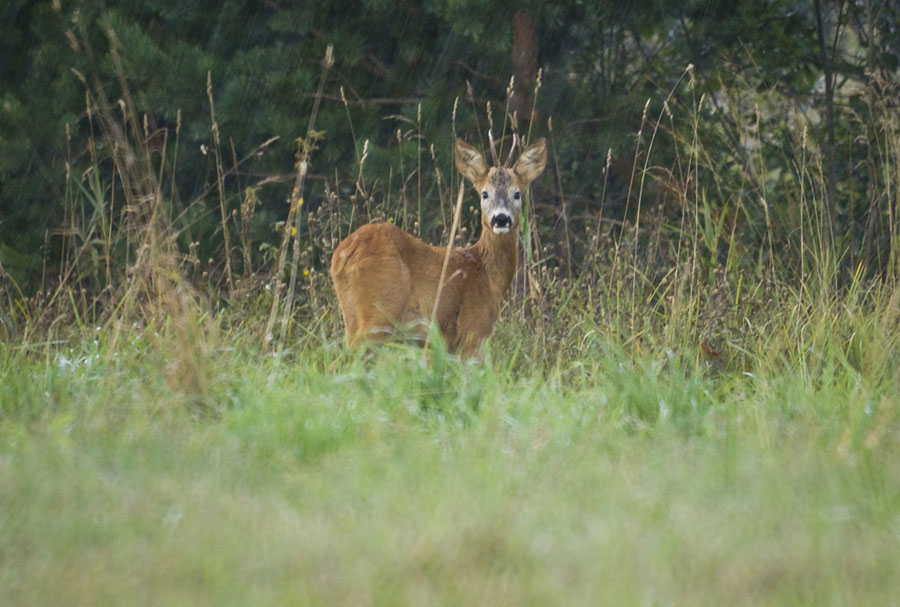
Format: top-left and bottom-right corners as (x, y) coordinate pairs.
(511, 11), (538, 125)
(813, 0), (845, 270)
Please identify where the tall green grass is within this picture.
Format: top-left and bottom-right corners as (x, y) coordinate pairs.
(2, 311), (898, 605)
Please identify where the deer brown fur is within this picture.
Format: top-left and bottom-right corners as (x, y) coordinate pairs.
(330, 137), (547, 358)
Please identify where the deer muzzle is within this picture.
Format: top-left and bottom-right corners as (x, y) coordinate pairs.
(490, 212), (513, 234)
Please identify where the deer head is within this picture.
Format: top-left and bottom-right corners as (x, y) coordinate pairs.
(454, 135), (547, 235)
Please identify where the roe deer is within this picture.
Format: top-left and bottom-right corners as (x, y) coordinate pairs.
(330, 134), (547, 358)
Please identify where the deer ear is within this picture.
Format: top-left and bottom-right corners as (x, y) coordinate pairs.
(514, 138), (547, 185)
(454, 139), (488, 185)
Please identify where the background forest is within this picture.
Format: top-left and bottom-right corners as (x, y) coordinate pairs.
(3, 0), (899, 300)
(2, 2), (900, 605)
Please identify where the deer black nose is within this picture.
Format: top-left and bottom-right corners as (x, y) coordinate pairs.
(490, 213), (512, 229)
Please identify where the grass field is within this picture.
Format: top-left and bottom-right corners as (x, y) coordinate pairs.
(2, 285), (899, 605)
(2, 46), (900, 604)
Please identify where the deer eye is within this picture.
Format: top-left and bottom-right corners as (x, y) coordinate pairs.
(482, 191), (488, 199)
(514, 191), (521, 200)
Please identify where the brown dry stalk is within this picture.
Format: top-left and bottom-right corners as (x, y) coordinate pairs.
(426, 179), (466, 352)
(264, 44), (333, 351)
(207, 71), (235, 297)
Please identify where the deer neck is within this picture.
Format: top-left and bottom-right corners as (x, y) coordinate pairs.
(471, 221), (519, 298)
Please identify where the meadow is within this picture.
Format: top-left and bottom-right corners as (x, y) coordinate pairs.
(2, 281), (899, 605)
(2, 49), (900, 605)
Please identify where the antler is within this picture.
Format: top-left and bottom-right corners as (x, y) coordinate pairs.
(487, 129), (500, 166)
(503, 134), (517, 168)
